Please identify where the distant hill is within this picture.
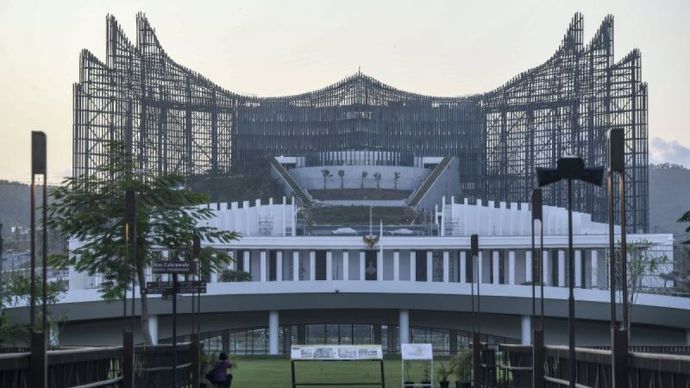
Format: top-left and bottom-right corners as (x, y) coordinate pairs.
(649, 164), (690, 239)
(0, 180), (30, 230)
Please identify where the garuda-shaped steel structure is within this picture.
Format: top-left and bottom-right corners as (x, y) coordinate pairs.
(73, 13), (647, 232)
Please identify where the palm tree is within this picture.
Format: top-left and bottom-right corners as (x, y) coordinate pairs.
(361, 171), (368, 189)
(338, 169), (345, 189)
(321, 169), (332, 190)
(394, 171), (401, 190)
(373, 172), (382, 190)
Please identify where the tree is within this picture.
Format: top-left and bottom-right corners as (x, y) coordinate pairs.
(338, 170), (345, 189)
(0, 271), (66, 345)
(47, 141), (238, 344)
(321, 169), (332, 190)
(610, 240), (669, 331)
(361, 171), (368, 189)
(393, 172), (400, 190)
(373, 172), (382, 190)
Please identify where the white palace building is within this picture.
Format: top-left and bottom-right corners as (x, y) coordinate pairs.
(9, 153), (690, 354)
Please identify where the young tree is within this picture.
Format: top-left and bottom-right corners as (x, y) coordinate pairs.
(338, 170), (345, 189)
(611, 240), (669, 331)
(393, 172), (400, 190)
(321, 169), (332, 190)
(361, 171), (368, 189)
(47, 142), (238, 344)
(373, 172), (382, 190)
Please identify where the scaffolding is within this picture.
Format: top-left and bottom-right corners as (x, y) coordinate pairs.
(73, 13), (647, 232)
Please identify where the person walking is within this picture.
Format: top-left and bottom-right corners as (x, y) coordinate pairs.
(207, 352), (233, 388)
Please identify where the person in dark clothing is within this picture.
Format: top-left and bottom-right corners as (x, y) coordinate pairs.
(209, 352), (233, 388)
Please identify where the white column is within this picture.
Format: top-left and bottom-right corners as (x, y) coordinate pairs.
(460, 251), (467, 284)
(399, 309), (410, 345)
(260, 251), (267, 282)
(478, 251), (484, 284)
(410, 251), (416, 281)
(377, 251), (383, 281)
(309, 251), (316, 281)
(426, 251), (433, 282)
(521, 315), (531, 345)
(492, 251), (500, 285)
(326, 251), (333, 281)
(525, 250), (533, 283)
(343, 251), (349, 281)
(210, 271), (218, 284)
(393, 251), (400, 281)
(575, 250), (583, 288)
(590, 250), (599, 288)
(542, 251), (550, 286)
(243, 251), (250, 275)
(443, 251), (450, 283)
(292, 251), (299, 281)
(148, 315), (159, 345)
(558, 250), (566, 287)
(269, 311), (279, 355)
(508, 250), (516, 285)
(359, 251), (365, 280)
(276, 251), (283, 281)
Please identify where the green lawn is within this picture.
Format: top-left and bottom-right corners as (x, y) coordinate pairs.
(227, 358), (441, 388)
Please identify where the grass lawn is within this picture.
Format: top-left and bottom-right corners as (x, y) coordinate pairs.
(228, 358), (441, 388)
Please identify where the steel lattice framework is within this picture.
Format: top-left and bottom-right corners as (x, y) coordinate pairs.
(73, 13), (648, 232)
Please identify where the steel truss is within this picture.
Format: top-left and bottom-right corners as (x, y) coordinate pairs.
(73, 13), (648, 232)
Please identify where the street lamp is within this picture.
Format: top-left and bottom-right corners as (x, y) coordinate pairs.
(470, 234), (481, 388)
(608, 127), (629, 388)
(531, 188), (545, 388)
(536, 156), (604, 388)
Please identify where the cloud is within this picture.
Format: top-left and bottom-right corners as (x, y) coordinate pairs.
(649, 137), (690, 168)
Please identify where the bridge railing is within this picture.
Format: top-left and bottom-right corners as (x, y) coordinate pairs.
(497, 344), (690, 388)
(0, 343), (192, 388)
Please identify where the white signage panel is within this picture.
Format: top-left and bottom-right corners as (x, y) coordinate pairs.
(401, 343), (433, 360)
(290, 345), (383, 360)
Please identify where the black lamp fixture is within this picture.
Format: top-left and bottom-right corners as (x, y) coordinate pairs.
(536, 155), (604, 388)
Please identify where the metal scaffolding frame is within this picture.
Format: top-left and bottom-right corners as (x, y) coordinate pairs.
(73, 13), (648, 232)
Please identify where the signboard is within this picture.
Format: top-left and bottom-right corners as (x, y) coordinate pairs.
(290, 345), (383, 360)
(401, 343), (433, 360)
(152, 261), (198, 274)
(142, 280), (207, 295)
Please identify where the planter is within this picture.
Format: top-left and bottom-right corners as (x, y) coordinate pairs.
(440, 381), (450, 388)
(455, 381), (471, 388)
(421, 381), (432, 388)
(404, 382), (415, 388)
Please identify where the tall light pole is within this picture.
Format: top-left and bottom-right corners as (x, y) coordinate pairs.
(531, 189), (544, 388)
(608, 127), (629, 387)
(536, 156), (604, 388)
(30, 131), (47, 388)
(470, 234), (481, 388)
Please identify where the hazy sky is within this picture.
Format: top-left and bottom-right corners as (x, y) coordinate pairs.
(1, 0), (689, 183)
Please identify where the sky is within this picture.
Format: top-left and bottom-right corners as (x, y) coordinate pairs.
(0, 0), (689, 183)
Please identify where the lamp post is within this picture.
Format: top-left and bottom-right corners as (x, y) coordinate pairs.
(30, 131), (47, 388)
(608, 127), (629, 387)
(123, 190), (136, 388)
(531, 189), (544, 388)
(536, 156), (604, 388)
(191, 235), (201, 387)
(470, 234), (481, 388)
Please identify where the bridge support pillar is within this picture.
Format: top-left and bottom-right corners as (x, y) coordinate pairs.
(521, 315), (531, 345)
(269, 311), (280, 355)
(148, 315), (159, 345)
(399, 309), (410, 345)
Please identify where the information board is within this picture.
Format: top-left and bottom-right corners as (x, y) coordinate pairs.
(152, 261), (198, 274)
(401, 343), (433, 360)
(290, 345), (383, 360)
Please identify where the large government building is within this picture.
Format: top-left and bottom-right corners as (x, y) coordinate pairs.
(74, 13), (648, 232)
(22, 12), (686, 355)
